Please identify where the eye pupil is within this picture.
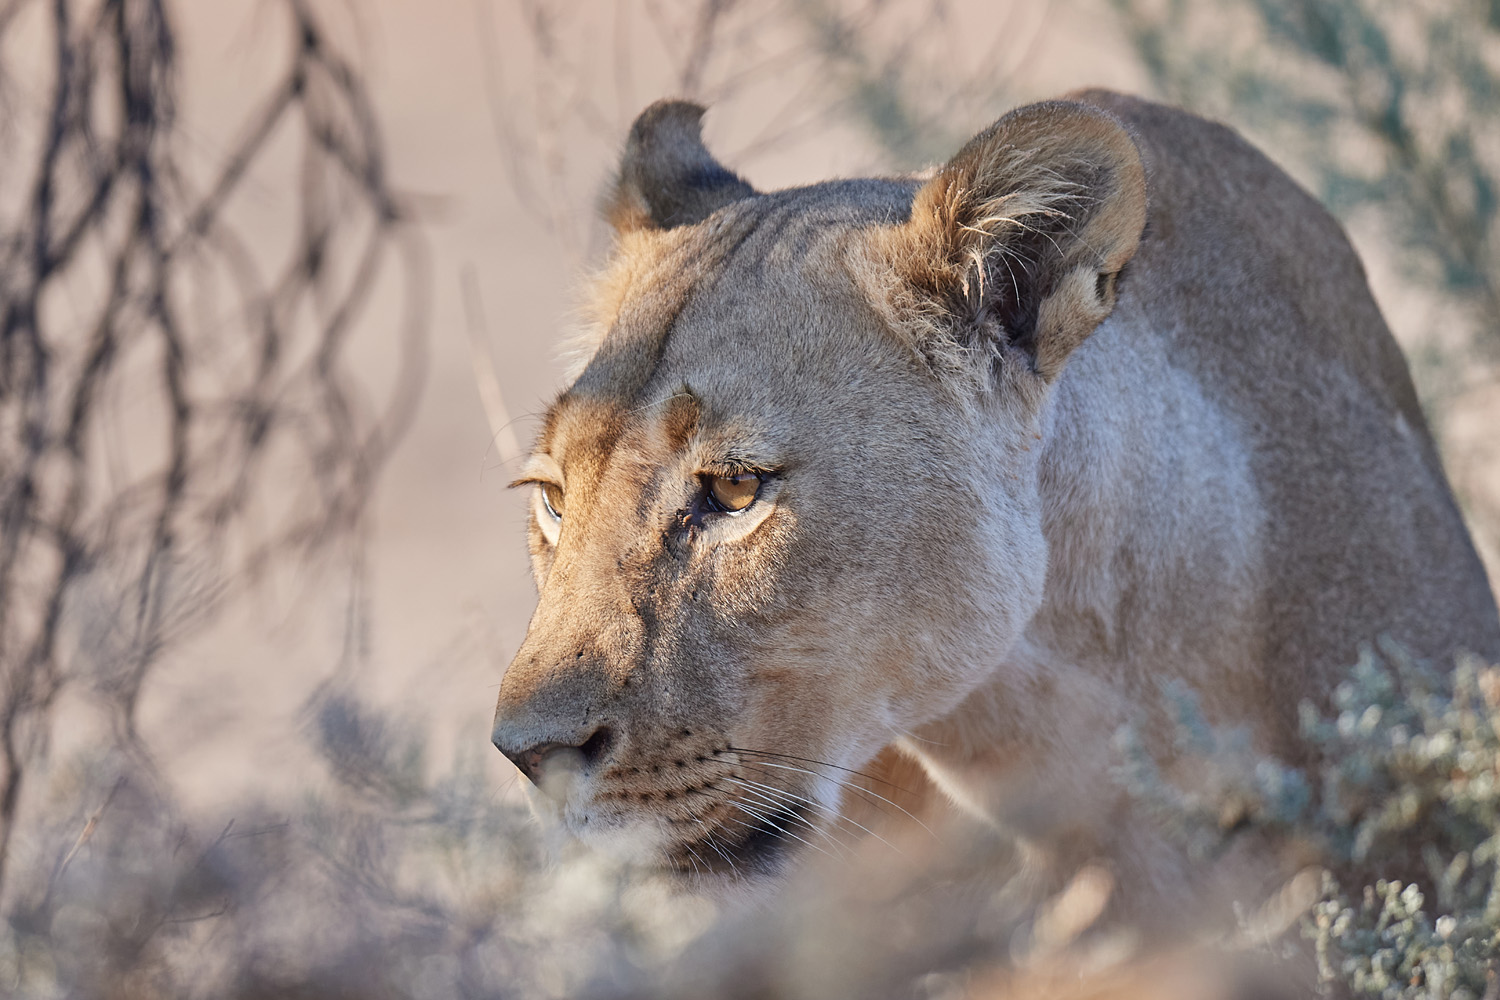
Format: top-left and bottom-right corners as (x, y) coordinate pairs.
(540, 482), (565, 520)
(707, 473), (760, 513)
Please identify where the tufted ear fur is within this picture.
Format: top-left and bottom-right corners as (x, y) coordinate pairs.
(605, 101), (757, 233)
(870, 100), (1147, 384)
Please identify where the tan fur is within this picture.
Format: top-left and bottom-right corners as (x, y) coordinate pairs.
(493, 92), (1500, 907)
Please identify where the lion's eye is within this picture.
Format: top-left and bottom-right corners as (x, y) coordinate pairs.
(539, 482), (565, 521)
(704, 472), (761, 513)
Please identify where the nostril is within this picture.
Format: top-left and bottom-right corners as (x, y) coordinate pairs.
(497, 726), (615, 786)
(578, 726), (614, 766)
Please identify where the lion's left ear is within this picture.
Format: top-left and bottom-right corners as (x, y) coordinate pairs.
(871, 100), (1147, 383)
(605, 101), (757, 233)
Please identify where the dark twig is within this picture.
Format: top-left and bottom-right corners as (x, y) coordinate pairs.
(0, 0), (426, 902)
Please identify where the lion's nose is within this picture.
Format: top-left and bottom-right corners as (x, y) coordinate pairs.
(492, 724), (615, 786)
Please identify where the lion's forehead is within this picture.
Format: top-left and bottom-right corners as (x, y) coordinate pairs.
(572, 177), (920, 389)
(532, 176), (958, 544)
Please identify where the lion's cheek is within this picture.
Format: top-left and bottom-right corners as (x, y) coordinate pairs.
(869, 492), (1050, 732)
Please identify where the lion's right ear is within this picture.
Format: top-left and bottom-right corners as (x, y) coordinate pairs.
(605, 101), (757, 233)
(865, 100), (1147, 385)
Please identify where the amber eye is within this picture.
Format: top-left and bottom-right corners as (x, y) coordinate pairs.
(539, 482), (565, 521)
(704, 472), (761, 513)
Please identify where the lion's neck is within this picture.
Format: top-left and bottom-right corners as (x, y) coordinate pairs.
(906, 314), (1270, 821)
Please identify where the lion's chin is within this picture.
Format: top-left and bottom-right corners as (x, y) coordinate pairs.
(565, 803), (809, 893)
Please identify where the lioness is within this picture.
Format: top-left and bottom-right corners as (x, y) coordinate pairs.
(492, 91), (1500, 899)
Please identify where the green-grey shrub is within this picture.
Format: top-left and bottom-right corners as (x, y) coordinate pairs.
(1119, 643), (1500, 996)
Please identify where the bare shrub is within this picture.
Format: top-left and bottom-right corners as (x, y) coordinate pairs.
(0, 0), (426, 905)
(480, 0), (1047, 263)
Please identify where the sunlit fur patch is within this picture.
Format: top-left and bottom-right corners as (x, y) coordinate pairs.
(562, 205), (763, 383)
(560, 229), (672, 382)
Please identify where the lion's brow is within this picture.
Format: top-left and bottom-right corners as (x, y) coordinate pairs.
(539, 386), (702, 487)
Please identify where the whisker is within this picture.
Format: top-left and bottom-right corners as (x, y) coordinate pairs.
(623, 390), (693, 417)
(704, 835), (742, 876)
(730, 756), (937, 838)
(725, 804), (839, 864)
(723, 797), (841, 863)
(729, 774), (903, 857)
(690, 817), (743, 876)
(727, 746), (917, 794)
(734, 758), (905, 826)
(723, 783), (822, 836)
(896, 729), (949, 748)
(718, 777), (854, 858)
(723, 774), (885, 856)
(680, 841), (709, 877)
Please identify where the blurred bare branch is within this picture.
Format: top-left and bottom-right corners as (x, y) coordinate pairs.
(460, 264), (522, 470)
(0, 0), (427, 900)
(478, 0), (1038, 266)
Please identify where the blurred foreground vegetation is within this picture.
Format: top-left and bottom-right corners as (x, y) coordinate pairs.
(8, 643), (1500, 997)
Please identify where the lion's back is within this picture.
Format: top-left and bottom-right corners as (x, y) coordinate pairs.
(1077, 90), (1500, 700)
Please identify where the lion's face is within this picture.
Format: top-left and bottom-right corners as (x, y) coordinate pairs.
(493, 101), (1145, 884)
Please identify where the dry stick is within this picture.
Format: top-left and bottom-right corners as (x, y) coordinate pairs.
(678, 0), (738, 98)
(0, 0), (81, 899)
(48, 776), (126, 892)
(0, 0), (422, 906)
(461, 265), (524, 471)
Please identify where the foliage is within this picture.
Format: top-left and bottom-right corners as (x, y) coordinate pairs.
(1301, 649), (1500, 996)
(0, 690), (1071, 1000)
(1119, 645), (1500, 997)
(0, 692), (669, 1000)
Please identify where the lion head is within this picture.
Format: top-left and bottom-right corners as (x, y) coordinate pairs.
(491, 98), (1147, 885)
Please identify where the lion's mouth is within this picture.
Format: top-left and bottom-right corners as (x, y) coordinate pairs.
(569, 738), (834, 881)
(666, 797), (816, 881)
